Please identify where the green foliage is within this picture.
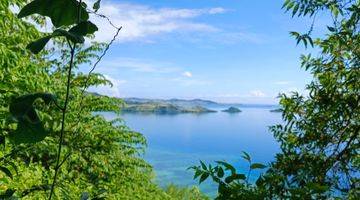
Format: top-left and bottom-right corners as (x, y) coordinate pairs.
(164, 184), (210, 200)
(189, 152), (267, 200)
(192, 0), (360, 199)
(1, 0), (190, 199)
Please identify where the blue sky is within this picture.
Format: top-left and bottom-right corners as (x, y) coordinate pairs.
(83, 0), (328, 104)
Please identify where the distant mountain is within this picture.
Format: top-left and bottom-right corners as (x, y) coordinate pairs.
(123, 97), (219, 108)
(89, 94), (277, 110)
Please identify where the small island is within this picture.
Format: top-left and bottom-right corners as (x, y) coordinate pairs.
(122, 102), (217, 114)
(222, 107), (242, 113)
(270, 108), (282, 113)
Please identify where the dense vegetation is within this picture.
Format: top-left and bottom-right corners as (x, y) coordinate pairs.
(0, 0), (206, 199)
(191, 0), (359, 199)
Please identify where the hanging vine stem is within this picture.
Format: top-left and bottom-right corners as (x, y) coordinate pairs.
(48, 1), (83, 199)
(47, 9), (122, 200)
(48, 40), (75, 200)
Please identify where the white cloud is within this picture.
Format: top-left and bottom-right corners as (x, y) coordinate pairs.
(182, 71), (193, 78)
(99, 57), (180, 74)
(249, 90), (266, 98)
(86, 1), (226, 43)
(88, 74), (127, 97)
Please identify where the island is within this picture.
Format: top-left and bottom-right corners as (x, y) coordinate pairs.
(270, 108), (282, 113)
(222, 107), (242, 113)
(122, 102), (217, 114)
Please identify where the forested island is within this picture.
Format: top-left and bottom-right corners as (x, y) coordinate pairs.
(122, 102), (216, 114)
(222, 107), (242, 113)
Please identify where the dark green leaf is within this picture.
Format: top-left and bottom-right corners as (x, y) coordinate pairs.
(0, 135), (5, 148)
(26, 36), (51, 54)
(9, 93), (54, 144)
(199, 173), (209, 184)
(93, 0), (101, 12)
(241, 151), (251, 162)
(306, 182), (329, 192)
(200, 160), (207, 170)
(216, 161), (236, 175)
(18, 0), (89, 27)
(193, 170), (202, 179)
(0, 189), (16, 199)
(69, 21), (98, 36)
(10, 119), (48, 144)
(224, 174), (246, 183)
(327, 26), (336, 32)
(217, 167), (224, 178)
(250, 163), (266, 169)
(0, 166), (12, 179)
(53, 29), (85, 44)
(10, 93), (54, 120)
(292, 4), (299, 17)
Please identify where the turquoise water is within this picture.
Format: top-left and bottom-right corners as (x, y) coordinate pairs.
(102, 107), (281, 196)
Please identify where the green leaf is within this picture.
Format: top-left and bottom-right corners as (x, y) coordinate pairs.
(0, 135), (5, 148)
(216, 161), (236, 175)
(53, 29), (85, 44)
(217, 167), (224, 178)
(250, 163), (267, 169)
(241, 151), (251, 162)
(200, 160), (207, 170)
(199, 173), (209, 184)
(9, 93), (54, 144)
(26, 36), (51, 54)
(18, 0), (89, 28)
(306, 182), (329, 192)
(193, 169), (202, 179)
(69, 21), (98, 36)
(0, 189), (16, 199)
(224, 173), (246, 183)
(292, 4), (299, 17)
(327, 26), (336, 32)
(9, 93), (54, 120)
(10, 119), (48, 144)
(0, 166), (12, 179)
(93, 0), (101, 12)
(27, 28), (86, 54)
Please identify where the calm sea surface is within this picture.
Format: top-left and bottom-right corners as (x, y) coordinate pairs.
(102, 107), (282, 196)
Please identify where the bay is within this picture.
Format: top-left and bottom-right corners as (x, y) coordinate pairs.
(102, 106), (282, 196)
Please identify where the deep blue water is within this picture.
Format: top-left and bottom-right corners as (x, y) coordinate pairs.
(102, 107), (282, 196)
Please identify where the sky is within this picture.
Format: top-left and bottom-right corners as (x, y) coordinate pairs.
(81, 0), (329, 104)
